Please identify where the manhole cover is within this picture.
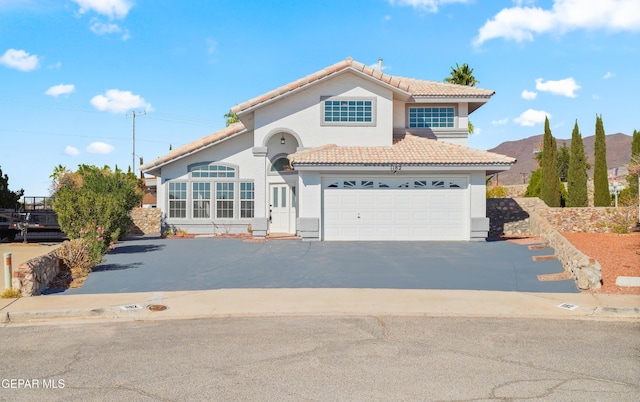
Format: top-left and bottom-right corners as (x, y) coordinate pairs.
(147, 304), (167, 312)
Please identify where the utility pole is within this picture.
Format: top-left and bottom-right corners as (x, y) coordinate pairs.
(125, 110), (146, 175)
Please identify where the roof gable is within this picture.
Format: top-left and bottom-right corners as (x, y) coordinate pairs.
(231, 57), (494, 115)
(140, 123), (247, 174)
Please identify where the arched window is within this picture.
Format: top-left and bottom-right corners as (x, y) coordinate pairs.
(270, 157), (292, 172)
(189, 163), (236, 178)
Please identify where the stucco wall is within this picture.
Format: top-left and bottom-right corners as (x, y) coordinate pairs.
(254, 71), (395, 148)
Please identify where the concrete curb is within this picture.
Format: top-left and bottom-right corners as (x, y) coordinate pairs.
(2, 306), (147, 323)
(2, 289), (639, 324)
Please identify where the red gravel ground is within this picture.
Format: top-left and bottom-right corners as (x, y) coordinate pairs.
(561, 232), (640, 294)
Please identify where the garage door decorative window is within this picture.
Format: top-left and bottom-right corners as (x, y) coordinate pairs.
(326, 179), (466, 189)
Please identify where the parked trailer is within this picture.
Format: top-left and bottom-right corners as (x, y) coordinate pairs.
(0, 197), (61, 241)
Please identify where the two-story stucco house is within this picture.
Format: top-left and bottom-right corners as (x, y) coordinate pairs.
(141, 57), (515, 241)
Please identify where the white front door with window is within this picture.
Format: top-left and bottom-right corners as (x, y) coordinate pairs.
(269, 184), (295, 233)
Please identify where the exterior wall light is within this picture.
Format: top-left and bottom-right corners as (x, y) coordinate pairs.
(280, 134), (285, 145)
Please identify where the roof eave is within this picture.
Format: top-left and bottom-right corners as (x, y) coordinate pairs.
(141, 128), (248, 174)
(291, 163), (515, 172)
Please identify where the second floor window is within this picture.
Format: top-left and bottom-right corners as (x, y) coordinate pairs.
(322, 97), (375, 126)
(409, 107), (454, 128)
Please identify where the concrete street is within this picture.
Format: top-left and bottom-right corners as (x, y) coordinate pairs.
(0, 316), (638, 401)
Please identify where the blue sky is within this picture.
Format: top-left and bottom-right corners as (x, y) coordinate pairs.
(1, 0), (639, 196)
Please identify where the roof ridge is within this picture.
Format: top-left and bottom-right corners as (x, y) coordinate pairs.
(232, 57), (493, 114)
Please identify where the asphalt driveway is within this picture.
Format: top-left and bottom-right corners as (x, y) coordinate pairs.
(60, 236), (579, 294)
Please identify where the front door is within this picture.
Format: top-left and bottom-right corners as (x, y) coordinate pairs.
(269, 184), (294, 233)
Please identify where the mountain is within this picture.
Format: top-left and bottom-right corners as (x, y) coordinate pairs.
(489, 133), (633, 185)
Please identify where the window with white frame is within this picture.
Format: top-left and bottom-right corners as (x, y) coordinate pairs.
(192, 182), (210, 218)
(409, 107), (454, 128)
(216, 182), (234, 218)
(168, 182), (187, 218)
(240, 182), (254, 218)
(190, 164), (236, 178)
(321, 97), (375, 125)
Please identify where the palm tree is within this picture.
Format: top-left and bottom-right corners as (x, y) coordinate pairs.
(445, 63), (478, 87)
(224, 112), (239, 126)
(444, 63), (478, 133)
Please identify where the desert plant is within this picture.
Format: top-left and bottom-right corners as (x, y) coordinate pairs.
(175, 228), (189, 236)
(605, 209), (636, 234)
(1, 288), (21, 299)
(54, 238), (96, 278)
(486, 185), (508, 198)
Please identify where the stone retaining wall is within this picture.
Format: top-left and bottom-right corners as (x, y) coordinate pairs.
(130, 207), (161, 235)
(12, 252), (60, 296)
(522, 205), (602, 290)
(487, 197), (638, 290)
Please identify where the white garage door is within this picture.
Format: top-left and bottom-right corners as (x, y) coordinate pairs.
(323, 178), (469, 241)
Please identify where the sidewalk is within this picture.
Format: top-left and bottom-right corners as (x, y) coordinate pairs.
(1, 288), (639, 324)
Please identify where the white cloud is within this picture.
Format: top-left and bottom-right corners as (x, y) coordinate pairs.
(535, 77), (580, 97)
(45, 84), (75, 97)
(474, 0), (640, 46)
(90, 89), (152, 113)
(521, 90), (537, 100)
(73, 0), (133, 19)
(89, 20), (130, 39)
(492, 118), (509, 125)
(514, 109), (551, 126)
(473, 127), (482, 135)
(65, 146), (80, 156)
(90, 20), (120, 34)
(0, 49), (40, 71)
(603, 71), (615, 79)
(48, 61), (62, 69)
(387, 0), (469, 13)
(86, 142), (114, 154)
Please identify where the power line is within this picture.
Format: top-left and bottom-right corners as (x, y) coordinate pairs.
(0, 128), (168, 144)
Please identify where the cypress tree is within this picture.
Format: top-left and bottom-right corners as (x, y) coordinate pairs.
(566, 120), (588, 207)
(628, 129), (640, 199)
(524, 168), (542, 198)
(593, 114), (610, 206)
(540, 117), (561, 206)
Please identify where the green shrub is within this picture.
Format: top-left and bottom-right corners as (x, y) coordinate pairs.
(524, 169), (542, 198)
(486, 185), (508, 198)
(52, 165), (142, 259)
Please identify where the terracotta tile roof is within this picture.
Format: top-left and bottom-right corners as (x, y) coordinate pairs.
(140, 123), (246, 172)
(288, 134), (516, 167)
(231, 57), (494, 114)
